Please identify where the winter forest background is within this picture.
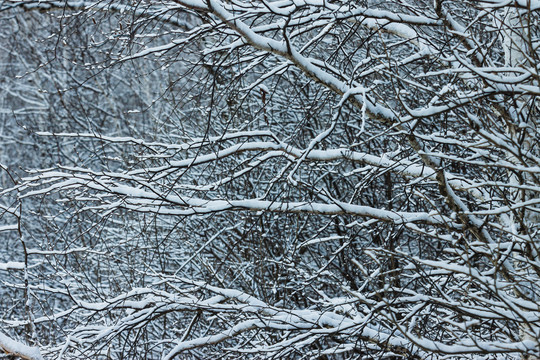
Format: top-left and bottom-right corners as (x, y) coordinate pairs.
(0, 0), (539, 359)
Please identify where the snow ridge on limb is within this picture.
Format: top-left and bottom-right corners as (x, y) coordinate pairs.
(479, 0), (540, 10)
(25, 131), (490, 201)
(23, 170), (460, 228)
(0, 332), (43, 360)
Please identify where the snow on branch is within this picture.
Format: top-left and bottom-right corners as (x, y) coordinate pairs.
(0, 332), (43, 360)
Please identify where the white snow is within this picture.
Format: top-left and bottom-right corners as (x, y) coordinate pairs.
(0, 332), (43, 360)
